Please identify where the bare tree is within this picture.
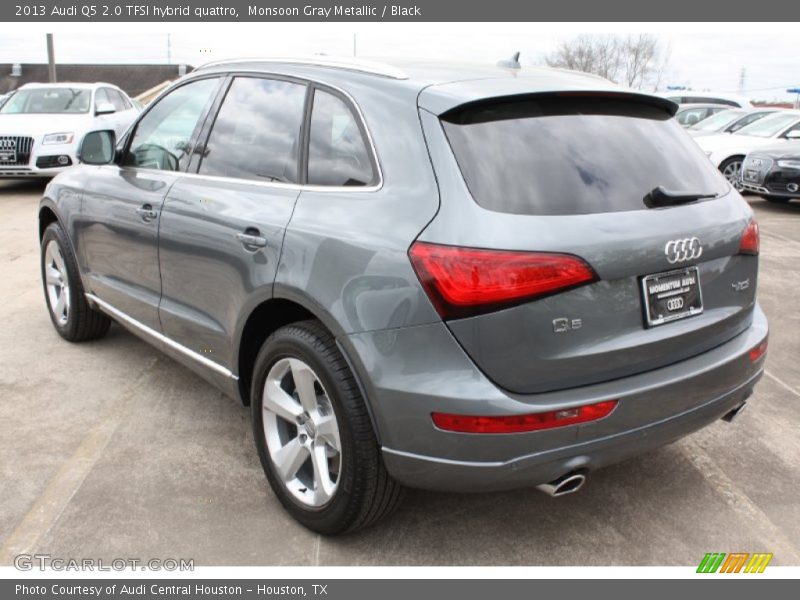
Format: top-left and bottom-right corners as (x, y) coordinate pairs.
(545, 33), (669, 90)
(545, 34), (621, 81)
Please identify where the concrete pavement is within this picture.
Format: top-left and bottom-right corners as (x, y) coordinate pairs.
(1, 179), (798, 566)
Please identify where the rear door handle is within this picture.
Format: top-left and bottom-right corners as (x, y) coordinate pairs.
(236, 230), (268, 249)
(135, 204), (159, 222)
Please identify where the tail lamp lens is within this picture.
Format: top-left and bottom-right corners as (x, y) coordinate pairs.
(749, 339), (768, 363)
(432, 400), (618, 434)
(409, 242), (597, 319)
(739, 220), (759, 255)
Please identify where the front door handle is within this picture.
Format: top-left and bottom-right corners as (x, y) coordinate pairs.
(135, 204), (159, 222)
(236, 229), (268, 250)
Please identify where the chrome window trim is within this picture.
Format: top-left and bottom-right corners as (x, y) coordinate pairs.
(183, 71), (384, 193)
(127, 70), (385, 193)
(85, 293), (238, 381)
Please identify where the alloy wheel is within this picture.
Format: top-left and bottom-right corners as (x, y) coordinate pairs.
(722, 160), (744, 191)
(44, 240), (70, 326)
(262, 357), (342, 508)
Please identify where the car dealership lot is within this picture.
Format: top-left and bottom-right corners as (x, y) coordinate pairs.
(1, 179), (799, 566)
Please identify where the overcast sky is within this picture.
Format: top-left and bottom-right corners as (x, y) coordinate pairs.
(1, 23), (798, 101)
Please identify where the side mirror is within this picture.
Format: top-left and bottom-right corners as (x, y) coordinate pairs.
(77, 130), (116, 165)
(785, 130), (800, 140)
(95, 102), (116, 115)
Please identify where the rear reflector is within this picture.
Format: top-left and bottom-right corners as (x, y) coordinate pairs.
(739, 220), (759, 255)
(409, 242), (597, 319)
(431, 400), (618, 434)
(749, 339), (768, 363)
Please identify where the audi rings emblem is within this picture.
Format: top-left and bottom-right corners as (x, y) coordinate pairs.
(666, 297), (685, 311)
(0, 139), (17, 150)
(665, 237), (703, 264)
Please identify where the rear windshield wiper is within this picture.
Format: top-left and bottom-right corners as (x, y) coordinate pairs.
(644, 186), (717, 209)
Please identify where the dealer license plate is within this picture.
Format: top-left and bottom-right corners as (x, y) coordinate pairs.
(641, 266), (703, 327)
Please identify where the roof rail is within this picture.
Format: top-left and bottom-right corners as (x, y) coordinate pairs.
(195, 56), (409, 80)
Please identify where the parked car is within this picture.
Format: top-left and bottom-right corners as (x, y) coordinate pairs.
(659, 91), (753, 108)
(741, 142), (800, 202)
(675, 103), (729, 128)
(696, 110), (800, 189)
(687, 108), (781, 138)
(0, 82), (139, 178)
(0, 91), (13, 110)
(39, 58), (767, 534)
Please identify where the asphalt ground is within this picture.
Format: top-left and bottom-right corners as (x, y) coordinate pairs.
(1, 179), (798, 566)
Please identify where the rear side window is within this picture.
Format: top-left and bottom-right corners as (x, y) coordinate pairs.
(441, 96), (728, 216)
(307, 89), (375, 187)
(199, 77), (306, 183)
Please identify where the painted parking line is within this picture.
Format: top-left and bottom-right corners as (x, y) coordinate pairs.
(0, 358), (159, 565)
(680, 437), (800, 564)
(764, 370), (800, 399)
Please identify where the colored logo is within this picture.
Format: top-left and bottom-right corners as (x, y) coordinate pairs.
(697, 552), (773, 573)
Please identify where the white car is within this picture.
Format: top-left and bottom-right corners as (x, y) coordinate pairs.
(658, 91), (753, 109)
(0, 82), (139, 178)
(687, 108), (781, 138)
(695, 110), (800, 190)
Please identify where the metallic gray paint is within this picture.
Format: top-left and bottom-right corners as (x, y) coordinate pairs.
(41, 60), (768, 493)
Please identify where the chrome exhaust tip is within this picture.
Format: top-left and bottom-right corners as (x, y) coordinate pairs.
(536, 472), (586, 497)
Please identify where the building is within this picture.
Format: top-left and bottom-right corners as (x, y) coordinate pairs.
(0, 63), (192, 102)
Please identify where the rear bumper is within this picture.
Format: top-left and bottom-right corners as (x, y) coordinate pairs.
(382, 370), (759, 492)
(343, 305), (768, 492)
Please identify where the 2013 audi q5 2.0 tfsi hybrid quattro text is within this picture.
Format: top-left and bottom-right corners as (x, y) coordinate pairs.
(38, 58), (768, 534)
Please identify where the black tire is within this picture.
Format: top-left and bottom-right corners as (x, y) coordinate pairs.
(41, 222), (111, 342)
(764, 195), (791, 204)
(251, 320), (404, 534)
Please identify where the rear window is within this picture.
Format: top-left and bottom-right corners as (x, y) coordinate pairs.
(441, 96), (728, 216)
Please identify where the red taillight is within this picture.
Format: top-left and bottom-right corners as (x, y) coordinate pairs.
(432, 400), (618, 434)
(749, 339), (768, 363)
(409, 242), (597, 319)
(739, 220), (759, 255)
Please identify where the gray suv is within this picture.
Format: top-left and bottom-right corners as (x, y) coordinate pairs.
(39, 58), (768, 534)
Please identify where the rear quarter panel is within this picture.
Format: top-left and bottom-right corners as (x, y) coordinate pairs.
(275, 78), (441, 334)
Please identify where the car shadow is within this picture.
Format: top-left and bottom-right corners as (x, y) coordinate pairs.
(0, 178), (48, 194)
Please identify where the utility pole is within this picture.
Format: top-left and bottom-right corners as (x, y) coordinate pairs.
(353, 33), (357, 57)
(738, 67), (746, 95)
(46, 33), (56, 83)
(167, 33), (172, 64)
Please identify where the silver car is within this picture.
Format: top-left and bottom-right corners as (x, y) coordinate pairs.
(39, 58), (768, 534)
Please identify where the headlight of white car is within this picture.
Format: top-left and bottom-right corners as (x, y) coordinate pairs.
(42, 132), (75, 145)
(776, 159), (800, 169)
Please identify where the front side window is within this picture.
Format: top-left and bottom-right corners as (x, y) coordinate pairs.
(690, 109), (743, 131)
(307, 90), (375, 187)
(106, 89), (128, 112)
(94, 88), (107, 107)
(198, 77), (306, 183)
(124, 77), (219, 172)
(0, 87), (91, 114)
(442, 95), (728, 216)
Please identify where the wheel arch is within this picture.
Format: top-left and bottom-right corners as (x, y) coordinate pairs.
(38, 199), (61, 240)
(234, 290), (383, 443)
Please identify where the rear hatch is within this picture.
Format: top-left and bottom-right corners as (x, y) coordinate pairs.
(415, 90), (759, 394)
